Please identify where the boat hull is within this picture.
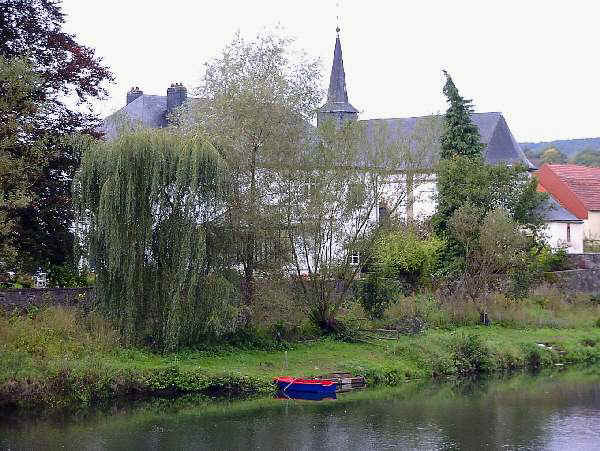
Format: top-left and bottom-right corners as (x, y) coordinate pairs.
(275, 377), (337, 396)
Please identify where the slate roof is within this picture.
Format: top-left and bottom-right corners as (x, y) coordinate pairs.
(318, 34), (358, 115)
(540, 164), (600, 214)
(100, 94), (169, 140)
(539, 195), (582, 222)
(359, 112), (536, 170)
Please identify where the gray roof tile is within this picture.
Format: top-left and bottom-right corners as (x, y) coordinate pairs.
(100, 94), (168, 140)
(539, 195), (582, 222)
(359, 112), (536, 170)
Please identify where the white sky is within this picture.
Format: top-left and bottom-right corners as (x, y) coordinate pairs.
(61, 0), (600, 142)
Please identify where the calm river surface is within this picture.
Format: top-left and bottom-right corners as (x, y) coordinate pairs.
(1, 367), (600, 450)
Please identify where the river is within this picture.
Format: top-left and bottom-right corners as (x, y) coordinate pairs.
(1, 367), (599, 450)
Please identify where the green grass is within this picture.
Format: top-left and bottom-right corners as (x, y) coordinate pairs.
(2, 305), (600, 413)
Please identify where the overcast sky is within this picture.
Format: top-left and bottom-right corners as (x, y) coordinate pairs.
(61, 0), (599, 143)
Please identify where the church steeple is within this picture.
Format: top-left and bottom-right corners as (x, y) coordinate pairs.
(317, 29), (358, 127)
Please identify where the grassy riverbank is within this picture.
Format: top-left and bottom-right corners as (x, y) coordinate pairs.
(2, 306), (600, 412)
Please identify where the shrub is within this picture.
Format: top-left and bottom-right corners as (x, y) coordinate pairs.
(356, 275), (401, 319)
(535, 246), (570, 272)
(47, 263), (92, 288)
(373, 229), (444, 291)
(452, 333), (492, 375)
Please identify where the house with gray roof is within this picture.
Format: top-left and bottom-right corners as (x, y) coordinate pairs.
(537, 196), (584, 253)
(101, 83), (188, 140)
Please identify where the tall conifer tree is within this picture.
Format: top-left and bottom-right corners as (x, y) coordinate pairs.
(439, 71), (484, 160)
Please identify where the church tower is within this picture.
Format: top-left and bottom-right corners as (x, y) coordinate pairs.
(317, 28), (359, 127)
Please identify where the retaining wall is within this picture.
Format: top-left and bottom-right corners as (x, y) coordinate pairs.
(567, 253), (600, 270)
(546, 269), (600, 293)
(0, 288), (94, 311)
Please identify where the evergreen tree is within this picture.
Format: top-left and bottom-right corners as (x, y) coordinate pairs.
(439, 70), (484, 160)
(435, 71), (486, 235)
(434, 71), (547, 282)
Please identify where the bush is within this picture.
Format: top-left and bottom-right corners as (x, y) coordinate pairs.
(356, 275), (401, 319)
(535, 246), (570, 272)
(452, 332), (492, 375)
(373, 229), (444, 291)
(47, 263), (92, 288)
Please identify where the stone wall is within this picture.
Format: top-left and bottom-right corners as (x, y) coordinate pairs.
(0, 288), (94, 311)
(546, 269), (600, 293)
(567, 253), (600, 270)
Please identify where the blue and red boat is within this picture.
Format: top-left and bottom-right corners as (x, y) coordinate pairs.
(274, 377), (337, 396)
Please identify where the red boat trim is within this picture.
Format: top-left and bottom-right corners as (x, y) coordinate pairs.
(275, 377), (336, 387)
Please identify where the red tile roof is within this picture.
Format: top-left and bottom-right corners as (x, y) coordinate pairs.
(536, 164), (600, 219)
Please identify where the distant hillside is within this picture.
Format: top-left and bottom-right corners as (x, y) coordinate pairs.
(520, 137), (600, 158)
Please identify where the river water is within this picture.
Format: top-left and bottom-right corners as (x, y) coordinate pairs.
(1, 368), (600, 450)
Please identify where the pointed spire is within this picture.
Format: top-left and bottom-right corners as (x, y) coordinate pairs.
(326, 32), (357, 111)
(318, 29), (358, 126)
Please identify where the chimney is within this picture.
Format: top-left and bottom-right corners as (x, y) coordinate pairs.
(166, 83), (187, 121)
(126, 86), (143, 105)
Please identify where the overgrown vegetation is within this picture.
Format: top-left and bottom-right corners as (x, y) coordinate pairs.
(2, 302), (600, 412)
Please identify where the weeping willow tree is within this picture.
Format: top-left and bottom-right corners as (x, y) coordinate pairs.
(74, 129), (237, 351)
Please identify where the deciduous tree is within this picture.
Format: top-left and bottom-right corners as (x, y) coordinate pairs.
(0, 0), (113, 270)
(0, 56), (47, 272)
(279, 117), (440, 331)
(74, 130), (234, 351)
(177, 31), (322, 310)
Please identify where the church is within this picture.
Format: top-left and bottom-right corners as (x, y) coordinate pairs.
(101, 30), (583, 254)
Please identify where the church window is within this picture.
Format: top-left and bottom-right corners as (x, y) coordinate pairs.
(567, 224), (571, 243)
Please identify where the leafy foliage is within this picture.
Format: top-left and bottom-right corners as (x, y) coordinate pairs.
(539, 147), (566, 165)
(569, 148), (600, 167)
(435, 155), (547, 245)
(0, 0), (113, 271)
(434, 72), (547, 282)
(280, 117), (441, 331)
(0, 56), (47, 271)
(448, 207), (533, 302)
(356, 275), (396, 319)
(176, 31), (322, 309)
(75, 130), (237, 351)
(373, 228), (444, 289)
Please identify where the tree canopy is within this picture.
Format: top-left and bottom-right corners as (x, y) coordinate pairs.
(0, 56), (47, 271)
(75, 130), (234, 351)
(176, 30), (323, 310)
(434, 71), (547, 276)
(0, 0), (113, 271)
(570, 148), (600, 167)
(540, 147), (566, 165)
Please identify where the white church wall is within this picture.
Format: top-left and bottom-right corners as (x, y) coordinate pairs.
(412, 178), (437, 220)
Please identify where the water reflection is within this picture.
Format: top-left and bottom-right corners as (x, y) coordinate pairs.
(1, 368), (599, 450)
(276, 389), (337, 401)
